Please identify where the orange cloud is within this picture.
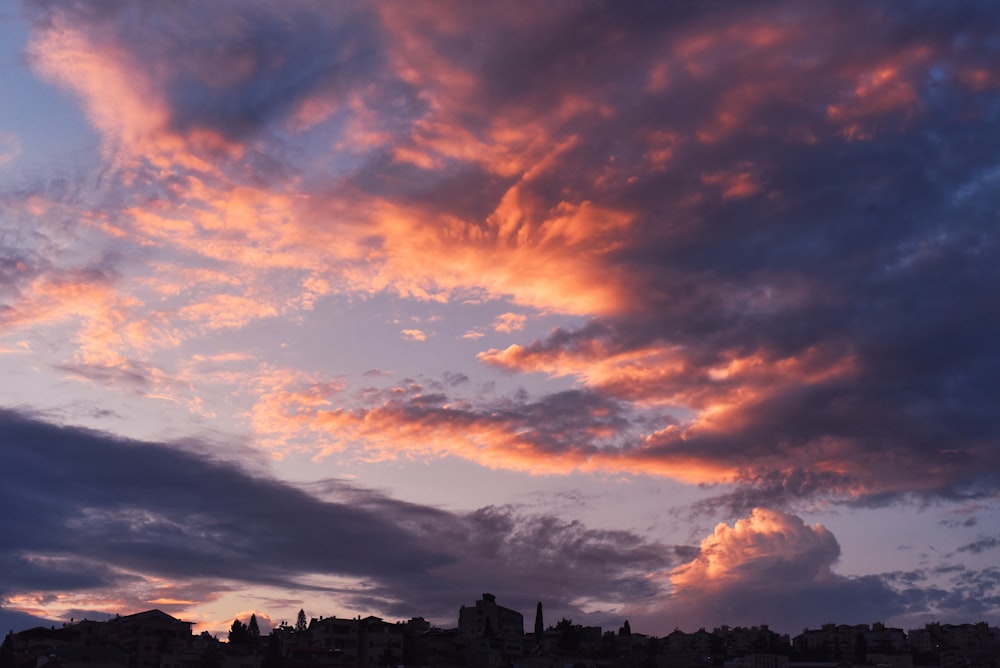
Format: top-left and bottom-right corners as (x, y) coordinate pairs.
(0, 273), (145, 369)
(196, 610), (275, 636)
(701, 165), (763, 200)
(16, 0), (630, 362)
(400, 329), (427, 342)
(492, 312), (526, 333)
(178, 294), (280, 331)
(670, 508), (838, 592)
(15, 0), (996, 512)
(29, 22), (240, 172)
(480, 335), (858, 414)
(616, 508), (899, 632)
(245, 367), (350, 456)
(237, 369), (740, 482)
(4, 566), (217, 623)
(825, 48), (931, 140)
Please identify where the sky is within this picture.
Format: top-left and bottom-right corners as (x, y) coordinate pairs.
(1, 0), (1000, 639)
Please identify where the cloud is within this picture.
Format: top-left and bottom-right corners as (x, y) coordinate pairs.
(245, 375), (664, 471)
(0, 408), (443, 589)
(0, 132), (21, 168)
(342, 503), (674, 629)
(669, 509), (841, 592)
(10, 0), (1000, 516)
(625, 509), (907, 632)
(492, 312), (526, 333)
(956, 536), (1000, 554)
(400, 328), (427, 342)
(0, 408), (673, 630)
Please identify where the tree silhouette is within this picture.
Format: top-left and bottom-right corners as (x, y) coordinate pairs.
(229, 618), (251, 648)
(248, 614), (261, 651)
(295, 609), (307, 633)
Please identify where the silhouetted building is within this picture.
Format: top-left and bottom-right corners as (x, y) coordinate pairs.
(101, 609), (193, 668)
(458, 593), (523, 639)
(458, 593), (524, 666)
(907, 621), (1000, 667)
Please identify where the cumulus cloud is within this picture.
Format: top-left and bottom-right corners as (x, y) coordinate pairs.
(670, 509), (841, 592)
(626, 509), (906, 632)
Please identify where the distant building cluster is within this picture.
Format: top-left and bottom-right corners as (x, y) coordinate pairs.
(3, 594), (1000, 668)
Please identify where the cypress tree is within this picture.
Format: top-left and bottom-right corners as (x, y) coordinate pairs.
(248, 614), (261, 651)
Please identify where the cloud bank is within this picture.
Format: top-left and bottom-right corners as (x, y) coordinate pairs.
(4, 410), (1000, 634)
(7, 0), (999, 513)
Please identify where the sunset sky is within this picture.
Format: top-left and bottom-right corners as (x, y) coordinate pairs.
(2, 0), (1000, 638)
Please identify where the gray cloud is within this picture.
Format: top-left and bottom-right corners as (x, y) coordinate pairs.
(0, 408), (673, 630)
(957, 536), (1000, 554)
(0, 408), (446, 587)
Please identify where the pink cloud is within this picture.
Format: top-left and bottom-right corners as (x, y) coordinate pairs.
(12, 0), (1000, 510)
(624, 509), (902, 631)
(492, 312), (526, 333)
(400, 328), (427, 342)
(0, 132), (21, 168)
(669, 509), (839, 592)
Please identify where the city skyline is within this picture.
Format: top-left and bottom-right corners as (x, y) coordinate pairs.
(2, 0), (1000, 639)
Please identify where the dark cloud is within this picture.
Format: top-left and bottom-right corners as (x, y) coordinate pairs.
(225, 0), (990, 512)
(0, 608), (55, 636)
(957, 536), (1000, 554)
(24, 0), (384, 144)
(885, 564), (1000, 627)
(0, 408), (446, 588)
(345, 504), (673, 629)
(466, 0), (1000, 506)
(0, 408), (673, 630)
(53, 363), (151, 389)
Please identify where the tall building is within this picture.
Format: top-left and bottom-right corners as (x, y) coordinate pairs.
(458, 593), (524, 665)
(458, 593), (523, 639)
